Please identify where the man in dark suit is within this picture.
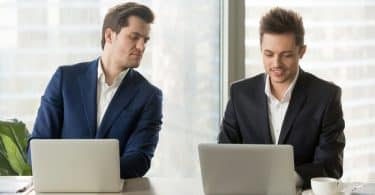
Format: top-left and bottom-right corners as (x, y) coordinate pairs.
(27, 2), (162, 179)
(218, 7), (345, 189)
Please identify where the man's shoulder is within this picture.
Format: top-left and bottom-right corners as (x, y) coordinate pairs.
(58, 59), (97, 73)
(231, 73), (265, 91)
(302, 70), (341, 93)
(130, 69), (162, 95)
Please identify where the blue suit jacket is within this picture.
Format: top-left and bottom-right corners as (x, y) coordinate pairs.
(219, 69), (345, 189)
(28, 58), (163, 179)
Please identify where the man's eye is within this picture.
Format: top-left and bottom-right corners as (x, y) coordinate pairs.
(264, 53), (273, 57)
(283, 54), (293, 58)
(130, 36), (138, 40)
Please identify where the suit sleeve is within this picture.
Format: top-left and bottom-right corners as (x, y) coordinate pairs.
(296, 87), (345, 189)
(120, 89), (163, 179)
(27, 68), (64, 162)
(218, 85), (242, 143)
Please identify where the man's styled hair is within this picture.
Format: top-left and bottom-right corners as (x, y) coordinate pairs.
(259, 7), (305, 47)
(101, 2), (154, 49)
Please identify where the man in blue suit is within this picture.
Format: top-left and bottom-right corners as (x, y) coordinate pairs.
(218, 8), (345, 189)
(27, 2), (162, 179)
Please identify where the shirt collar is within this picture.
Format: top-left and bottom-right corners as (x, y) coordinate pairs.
(264, 66), (300, 102)
(97, 58), (129, 87)
(97, 59), (104, 80)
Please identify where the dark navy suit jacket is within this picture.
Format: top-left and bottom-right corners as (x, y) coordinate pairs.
(28, 58), (163, 179)
(218, 69), (345, 189)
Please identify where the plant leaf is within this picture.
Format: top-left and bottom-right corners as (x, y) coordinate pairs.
(0, 154), (17, 175)
(0, 133), (30, 175)
(0, 119), (31, 175)
(0, 119), (29, 152)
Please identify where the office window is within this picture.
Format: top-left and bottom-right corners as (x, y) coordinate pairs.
(245, 0), (375, 182)
(0, 0), (220, 177)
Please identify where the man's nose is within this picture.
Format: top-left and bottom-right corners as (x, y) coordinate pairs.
(272, 55), (282, 67)
(136, 39), (145, 52)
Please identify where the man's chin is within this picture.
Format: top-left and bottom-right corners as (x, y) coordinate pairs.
(270, 76), (292, 85)
(125, 62), (141, 69)
(130, 64), (140, 68)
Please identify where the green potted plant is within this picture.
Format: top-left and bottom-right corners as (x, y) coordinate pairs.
(0, 119), (31, 175)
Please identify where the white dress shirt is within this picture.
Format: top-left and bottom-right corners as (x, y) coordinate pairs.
(97, 59), (129, 128)
(264, 68), (302, 187)
(264, 68), (299, 144)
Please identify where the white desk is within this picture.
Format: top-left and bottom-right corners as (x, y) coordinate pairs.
(0, 176), (364, 195)
(30, 178), (204, 195)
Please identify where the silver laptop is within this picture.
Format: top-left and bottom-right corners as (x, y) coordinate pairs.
(30, 139), (124, 193)
(198, 144), (297, 195)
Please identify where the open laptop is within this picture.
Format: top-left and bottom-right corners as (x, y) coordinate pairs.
(30, 139), (124, 193)
(198, 143), (297, 195)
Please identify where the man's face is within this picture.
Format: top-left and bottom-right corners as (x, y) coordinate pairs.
(261, 33), (306, 86)
(107, 16), (150, 69)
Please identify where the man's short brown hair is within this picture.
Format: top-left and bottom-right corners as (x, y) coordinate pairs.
(259, 7), (305, 47)
(101, 2), (154, 49)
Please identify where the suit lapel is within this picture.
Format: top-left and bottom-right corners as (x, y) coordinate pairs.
(78, 59), (98, 138)
(278, 70), (307, 144)
(96, 69), (141, 138)
(258, 75), (273, 144)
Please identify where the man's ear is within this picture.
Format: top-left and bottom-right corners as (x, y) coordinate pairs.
(299, 45), (307, 59)
(104, 28), (115, 45)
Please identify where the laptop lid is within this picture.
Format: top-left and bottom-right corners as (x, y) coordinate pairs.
(30, 139), (123, 193)
(198, 144), (296, 195)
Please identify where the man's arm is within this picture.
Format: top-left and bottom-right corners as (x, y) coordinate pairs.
(218, 86), (242, 143)
(120, 89), (162, 179)
(27, 68), (64, 162)
(296, 87), (345, 189)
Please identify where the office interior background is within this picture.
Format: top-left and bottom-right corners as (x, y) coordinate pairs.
(0, 0), (374, 182)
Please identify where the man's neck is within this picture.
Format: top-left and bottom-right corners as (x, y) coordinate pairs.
(270, 81), (291, 101)
(100, 53), (126, 86)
